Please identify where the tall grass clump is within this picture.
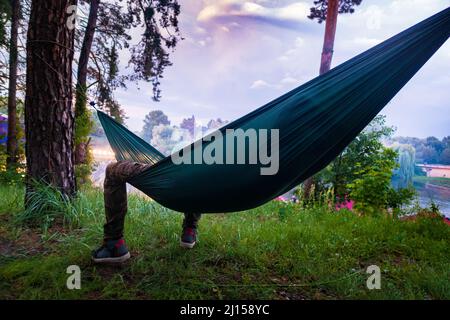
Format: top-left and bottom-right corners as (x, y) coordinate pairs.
(15, 181), (82, 230)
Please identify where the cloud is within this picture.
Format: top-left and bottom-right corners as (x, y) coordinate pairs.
(353, 37), (382, 47)
(277, 36), (307, 62)
(294, 37), (305, 47)
(280, 76), (299, 85)
(197, 0), (310, 28)
(250, 79), (278, 89)
(363, 5), (384, 30)
(250, 80), (270, 89)
(194, 26), (207, 34)
(251, 76), (300, 90)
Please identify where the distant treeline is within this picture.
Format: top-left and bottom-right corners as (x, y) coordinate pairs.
(389, 136), (450, 165)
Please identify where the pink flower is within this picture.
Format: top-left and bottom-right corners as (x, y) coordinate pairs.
(336, 199), (354, 211)
(275, 196), (287, 202)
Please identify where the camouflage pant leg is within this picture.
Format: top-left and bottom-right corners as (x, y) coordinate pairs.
(103, 161), (201, 240)
(183, 212), (202, 229)
(103, 161), (153, 240)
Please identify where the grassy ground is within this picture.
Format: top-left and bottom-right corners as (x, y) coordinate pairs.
(0, 184), (449, 300)
(413, 176), (450, 188)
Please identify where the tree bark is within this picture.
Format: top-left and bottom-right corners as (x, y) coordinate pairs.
(24, 0), (77, 199)
(303, 0), (340, 198)
(319, 0), (339, 75)
(74, 0), (100, 165)
(6, 0), (20, 169)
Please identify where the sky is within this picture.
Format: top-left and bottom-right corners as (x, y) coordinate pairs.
(114, 0), (450, 139)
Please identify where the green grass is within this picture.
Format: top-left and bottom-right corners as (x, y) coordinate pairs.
(0, 184), (449, 300)
(413, 176), (450, 188)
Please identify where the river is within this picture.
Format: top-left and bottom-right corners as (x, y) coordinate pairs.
(414, 181), (450, 218)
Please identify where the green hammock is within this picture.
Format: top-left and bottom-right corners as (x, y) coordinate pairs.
(98, 7), (450, 213)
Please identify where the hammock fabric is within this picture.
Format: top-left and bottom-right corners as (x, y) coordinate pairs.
(98, 7), (450, 213)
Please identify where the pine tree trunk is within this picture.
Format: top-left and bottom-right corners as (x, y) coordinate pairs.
(24, 0), (77, 199)
(6, 0), (20, 169)
(74, 0), (100, 165)
(319, 0), (339, 75)
(303, 0), (339, 198)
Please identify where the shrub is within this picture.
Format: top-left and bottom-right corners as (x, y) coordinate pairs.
(387, 186), (416, 218)
(0, 148), (25, 186)
(347, 148), (396, 215)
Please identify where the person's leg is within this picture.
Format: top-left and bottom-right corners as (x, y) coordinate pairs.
(180, 213), (201, 249)
(183, 213), (202, 229)
(92, 161), (151, 263)
(103, 161), (151, 240)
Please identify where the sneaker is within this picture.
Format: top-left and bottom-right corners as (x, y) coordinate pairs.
(92, 238), (131, 263)
(180, 227), (197, 249)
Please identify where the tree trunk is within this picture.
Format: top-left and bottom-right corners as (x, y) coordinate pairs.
(6, 0), (20, 169)
(303, 0), (340, 198)
(24, 0), (77, 199)
(319, 0), (339, 75)
(74, 0), (100, 165)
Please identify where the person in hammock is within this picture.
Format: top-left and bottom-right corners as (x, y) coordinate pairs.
(92, 161), (201, 264)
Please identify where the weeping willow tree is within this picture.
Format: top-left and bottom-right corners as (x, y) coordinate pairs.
(392, 143), (416, 189)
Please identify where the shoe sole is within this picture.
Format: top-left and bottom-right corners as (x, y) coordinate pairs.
(92, 252), (131, 264)
(180, 240), (196, 249)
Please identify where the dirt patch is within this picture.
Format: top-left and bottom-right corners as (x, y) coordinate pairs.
(0, 215), (69, 258)
(276, 289), (308, 300)
(0, 238), (15, 256)
(0, 230), (45, 258)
